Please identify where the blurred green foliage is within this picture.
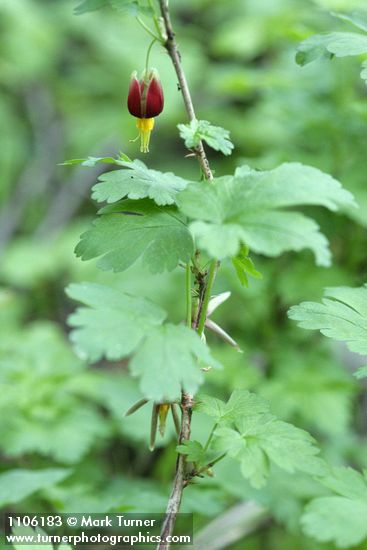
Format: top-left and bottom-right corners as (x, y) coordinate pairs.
(1, 0), (367, 548)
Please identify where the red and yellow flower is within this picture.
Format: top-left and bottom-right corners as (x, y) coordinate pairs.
(127, 68), (164, 153)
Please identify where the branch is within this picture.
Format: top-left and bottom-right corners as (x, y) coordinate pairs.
(158, 0), (213, 181)
(158, 392), (193, 548)
(157, 1), (217, 548)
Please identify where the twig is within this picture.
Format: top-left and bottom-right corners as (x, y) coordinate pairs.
(158, 0), (213, 181)
(159, 392), (193, 549)
(157, 2), (218, 548)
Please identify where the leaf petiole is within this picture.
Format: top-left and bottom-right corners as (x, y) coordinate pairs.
(136, 16), (161, 41)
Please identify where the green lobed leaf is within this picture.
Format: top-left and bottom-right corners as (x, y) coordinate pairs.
(296, 32), (367, 82)
(210, 458), (323, 532)
(232, 163), (354, 211)
(67, 283), (220, 402)
(214, 416), (325, 489)
(74, 0), (110, 15)
(61, 156), (124, 167)
(178, 162), (355, 265)
(312, 32), (367, 57)
(198, 390), (325, 488)
(301, 467), (367, 548)
(332, 10), (367, 33)
(4, 407), (107, 464)
(92, 160), (189, 206)
(109, 0), (140, 15)
(66, 282), (166, 362)
(196, 390), (270, 425)
(232, 245), (262, 287)
(75, 199), (194, 273)
(66, 284), (219, 402)
(0, 468), (70, 507)
(260, 350), (355, 437)
(178, 120), (234, 156)
(288, 285), (367, 366)
(0, 323), (108, 463)
(195, 394), (227, 421)
(129, 324), (222, 402)
(74, 0), (142, 16)
(176, 440), (206, 463)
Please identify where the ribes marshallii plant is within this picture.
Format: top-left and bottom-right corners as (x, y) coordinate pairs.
(66, 0), (359, 547)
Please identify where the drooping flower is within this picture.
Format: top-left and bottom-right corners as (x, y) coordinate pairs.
(127, 68), (164, 153)
(125, 399), (180, 451)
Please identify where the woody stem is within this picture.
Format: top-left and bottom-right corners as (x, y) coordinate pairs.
(158, 0), (213, 181)
(157, 1), (217, 549)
